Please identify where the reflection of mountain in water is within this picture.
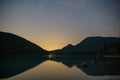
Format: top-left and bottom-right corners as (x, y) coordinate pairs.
(51, 57), (120, 76)
(0, 55), (47, 79)
(0, 56), (120, 79)
(0, 32), (120, 79)
(0, 32), (48, 79)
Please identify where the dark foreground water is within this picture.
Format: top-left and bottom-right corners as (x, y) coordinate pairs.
(0, 55), (120, 80)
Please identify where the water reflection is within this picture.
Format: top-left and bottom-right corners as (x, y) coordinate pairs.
(0, 56), (120, 80)
(52, 57), (120, 76)
(0, 55), (47, 79)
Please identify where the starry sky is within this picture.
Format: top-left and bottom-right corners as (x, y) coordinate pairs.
(0, 0), (120, 51)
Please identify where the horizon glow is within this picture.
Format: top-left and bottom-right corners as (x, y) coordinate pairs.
(0, 0), (120, 51)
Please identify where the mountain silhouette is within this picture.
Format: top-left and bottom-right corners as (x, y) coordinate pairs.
(0, 32), (119, 79)
(0, 31), (47, 55)
(74, 36), (119, 53)
(52, 36), (120, 55)
(61, 44), (74, 52)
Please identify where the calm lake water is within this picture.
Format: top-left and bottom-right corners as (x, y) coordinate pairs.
(0, 56), (120, 80)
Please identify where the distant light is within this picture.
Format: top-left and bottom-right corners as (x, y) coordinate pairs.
(48, 54), (54, 59)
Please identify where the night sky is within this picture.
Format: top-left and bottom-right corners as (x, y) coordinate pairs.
(0, 0), (120, 51)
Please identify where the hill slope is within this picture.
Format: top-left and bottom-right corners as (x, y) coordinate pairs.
(74, 36), (120, 53)
(0, 32), (47, 55)
(53, 36), (120, 55)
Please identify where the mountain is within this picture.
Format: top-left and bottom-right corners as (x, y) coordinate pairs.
(0, 32), (47, 55)
(61, 44), (74, 52)
(74, 36), (120, 53)
(52, 36), (120, 55)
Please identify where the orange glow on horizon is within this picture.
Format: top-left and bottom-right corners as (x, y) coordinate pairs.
(28, 36), (70, 51)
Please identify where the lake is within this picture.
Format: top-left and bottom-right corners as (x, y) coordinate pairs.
(0, 56), (120, 80)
